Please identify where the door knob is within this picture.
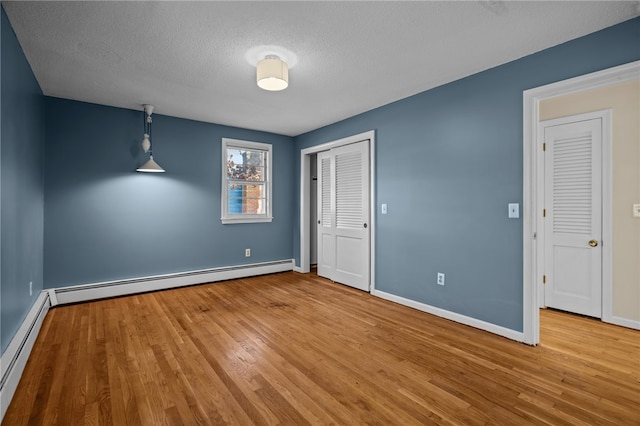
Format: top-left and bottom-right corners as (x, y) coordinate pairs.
(588, 240), (598, 247)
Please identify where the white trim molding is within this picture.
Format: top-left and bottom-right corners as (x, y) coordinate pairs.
(608, 316), (640, 331)
(1, 292), (50, 423)
(299, 130), (376, 292)
(52, 260), (294, 305)
(523, 60), (640, 345)
(372, 290), (525, 343)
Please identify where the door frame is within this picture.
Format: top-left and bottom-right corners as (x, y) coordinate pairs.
(297, 130), (376, 292)
(522, 60), (639, 345)
(539, 109), (610, 317)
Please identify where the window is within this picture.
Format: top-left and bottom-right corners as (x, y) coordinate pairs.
(221, 138), (272, 224)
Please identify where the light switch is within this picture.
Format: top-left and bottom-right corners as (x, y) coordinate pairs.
(633, 204), (640, 218)
(508, 203), (519, 219)
(381, 204), (387, 215)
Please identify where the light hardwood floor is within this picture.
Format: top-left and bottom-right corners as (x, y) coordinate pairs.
(3, 272), (639, 425)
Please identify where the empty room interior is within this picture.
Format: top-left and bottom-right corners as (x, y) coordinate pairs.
(1, 1), (639, 424)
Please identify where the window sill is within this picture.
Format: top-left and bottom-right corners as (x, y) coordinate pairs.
(221, 217), (273, 225)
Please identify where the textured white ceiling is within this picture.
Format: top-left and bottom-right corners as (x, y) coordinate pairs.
(3, 1), (639, 136)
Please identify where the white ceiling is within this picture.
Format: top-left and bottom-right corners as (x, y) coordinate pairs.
(3, 1), (639, 136)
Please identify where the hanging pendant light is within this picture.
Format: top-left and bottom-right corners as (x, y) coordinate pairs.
(137, 104), (165, 173)
(137, 155), (165, 172)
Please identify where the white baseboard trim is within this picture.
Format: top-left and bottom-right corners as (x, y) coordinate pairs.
(372, 290), (526, 343)
(292, 265), (304, 273)
(52, 259), (294, 306)
(1, 292), (50, 423)
(606, 315), (640, 331)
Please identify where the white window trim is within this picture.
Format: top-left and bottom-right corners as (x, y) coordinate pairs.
(221, 138), (273, 224)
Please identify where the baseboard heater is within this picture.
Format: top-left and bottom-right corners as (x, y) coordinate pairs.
(0, 292), (50, 423)
(51, 259), (294, 306)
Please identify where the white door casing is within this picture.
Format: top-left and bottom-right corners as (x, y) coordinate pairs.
(317, 141), (370, 291)
(541, 114), (604, 318)
(310, 154), (318, 265)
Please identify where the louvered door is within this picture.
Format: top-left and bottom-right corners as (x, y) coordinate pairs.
(316, 141), (370, 291)
(543, 116), (602, 317)
(317, 151), (335, 279)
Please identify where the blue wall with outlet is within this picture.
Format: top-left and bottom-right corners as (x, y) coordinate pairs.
(1, 7), (45, 352)
(294, 17), (640, 332)
(44, 98), (295, 288)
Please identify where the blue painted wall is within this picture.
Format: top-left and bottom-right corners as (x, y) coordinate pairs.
(294, 17), (640, 332)
(1, 7), (44, 353)
(2, 6), (638, 349)
(44, 98), (295, 288)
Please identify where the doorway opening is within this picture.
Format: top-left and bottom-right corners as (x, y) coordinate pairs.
(522, 60), (639, 345)
(538, 110), (610, 318)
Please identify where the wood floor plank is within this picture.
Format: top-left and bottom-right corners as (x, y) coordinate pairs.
(3, 272), (639, 425)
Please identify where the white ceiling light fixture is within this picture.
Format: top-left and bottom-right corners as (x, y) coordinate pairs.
(257, 55), (289, 91)
(137, 104), (165, 173)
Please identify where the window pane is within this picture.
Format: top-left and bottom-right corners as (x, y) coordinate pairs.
(227, 184), (265, 215)
(221, 138), (272, 223)
(227, 148), (265, 182)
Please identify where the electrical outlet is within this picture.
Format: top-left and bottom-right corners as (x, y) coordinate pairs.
(633, 204), (640, 218)
(381, 204), (388, 214)
(29, 281), (33, 296)
(437, 273), (445, 286)
(245, 248), (251, 257)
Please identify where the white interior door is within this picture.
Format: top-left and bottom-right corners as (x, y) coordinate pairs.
(542, 115), (602, 318)
(317, 141), (370, 291)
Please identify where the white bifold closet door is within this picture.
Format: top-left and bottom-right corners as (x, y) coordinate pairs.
(317, 140), (370, 291)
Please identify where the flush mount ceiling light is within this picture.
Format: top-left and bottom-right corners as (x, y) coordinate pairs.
(257, 55), (289, 91)
(246, 45), (297, 92)
(137, 104), (165, 173)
